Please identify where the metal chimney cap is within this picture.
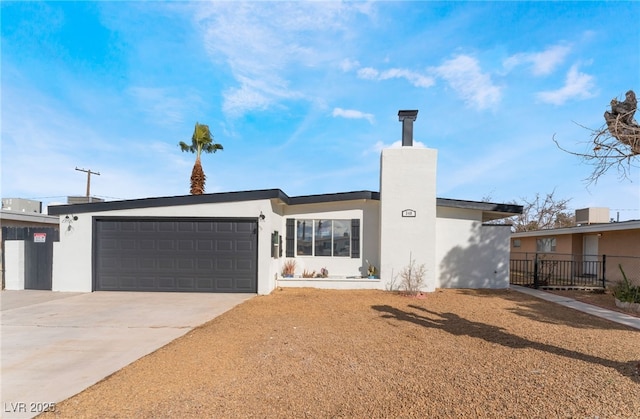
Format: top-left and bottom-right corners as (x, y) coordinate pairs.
(398, 110), (418, 120)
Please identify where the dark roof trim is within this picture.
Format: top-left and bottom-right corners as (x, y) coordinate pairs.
(289, 191), (380, 205)
(436, 198), (522, 215)
(48, 188), (521, 216)
(48, 189), (288, 215)
(47, 189), (381, 215)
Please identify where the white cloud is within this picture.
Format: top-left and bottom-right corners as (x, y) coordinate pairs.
(357, 67), (435, 88)
(536, 64), (596, 105)
(340, 58), (360, 72)
(431, 55), (501, 110)
(332, 108), (374, 124)
(503, 44), (571, 76)
(357, 67), (379, 79)
(194, 2), (371, 117)
(372, 140), (426, 152)
(127, 86), (198, 125)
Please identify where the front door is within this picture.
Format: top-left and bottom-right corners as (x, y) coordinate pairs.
(582, 235), (599, 276)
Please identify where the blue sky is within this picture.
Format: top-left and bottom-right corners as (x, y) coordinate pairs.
(2, 1), (639, 220)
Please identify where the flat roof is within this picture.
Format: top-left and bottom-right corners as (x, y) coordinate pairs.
(512, 219), (640, 237)
(0, 210), (59, 225)
(47, 189), (522, 217)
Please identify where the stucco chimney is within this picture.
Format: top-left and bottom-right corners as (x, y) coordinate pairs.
(398, 110), (418, 147)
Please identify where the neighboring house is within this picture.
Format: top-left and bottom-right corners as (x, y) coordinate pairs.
(47, 110), (522, 295)
(511, 212), (640, 285)
(1, 205), (60, 290)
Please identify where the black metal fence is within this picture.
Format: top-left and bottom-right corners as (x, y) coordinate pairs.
(510, 252), (606, 289)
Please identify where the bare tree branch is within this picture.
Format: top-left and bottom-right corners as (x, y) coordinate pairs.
(485, 191), (575, 232)
(554, 90), (639, 184)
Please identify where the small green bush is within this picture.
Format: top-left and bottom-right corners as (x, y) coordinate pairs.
(612, 265), (640, 304)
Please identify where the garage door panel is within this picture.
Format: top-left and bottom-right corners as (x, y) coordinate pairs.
(157, 277), (176, 289)
(216, 259), (233, 271)
(176, 277), (194, 288)
(197, 240), (213, 251)
(158, 240), (175, 251)
(177, 222), (195, 232)
(139, 240), (155, 250)
(177, 258), (194, 270)
(139, 221), (155, 232)
(178, 240), (194, 251)
(216, 240), (233, 252)
(215, 277), (233, 289)
(139, 277), (156, 289)
(100, 239), (118, 250)
(198, 259), (213, 269)
(235, 279), (253, 291)
(95, 219), (257, 293)
(236, 239), (253, 252)
(158, 223), (175, 232)
(158, 259), (175, 269)
(215, 222), (233, 233)
(119, 276), (137, 289)
(100, 275), (118, 288)
(236, 259), (254, 271)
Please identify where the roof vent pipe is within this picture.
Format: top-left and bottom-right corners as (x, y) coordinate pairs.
(398, 110), (418, 147)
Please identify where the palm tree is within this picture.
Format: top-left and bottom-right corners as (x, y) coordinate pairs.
(179, 122), (223, 195)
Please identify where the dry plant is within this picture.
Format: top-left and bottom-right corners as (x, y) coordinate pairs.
(281, 259), (297, 277)
(554, 90), (639, 184)
(302, 269), (316, 278)
(399, 255), (427, 295)
(385, 268), (399, 291)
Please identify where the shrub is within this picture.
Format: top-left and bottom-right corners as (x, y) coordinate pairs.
(612, 265), (640, 304)
(399, 256), (426, 295)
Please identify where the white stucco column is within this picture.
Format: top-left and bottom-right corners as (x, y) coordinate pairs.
(5, 241), (26, 290)
(379, 147), (438, 291)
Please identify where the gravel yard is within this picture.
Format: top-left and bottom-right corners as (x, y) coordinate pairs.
(44, 288), (640, 418)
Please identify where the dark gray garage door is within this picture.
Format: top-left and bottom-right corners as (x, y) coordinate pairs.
(94, 218), (257, 293)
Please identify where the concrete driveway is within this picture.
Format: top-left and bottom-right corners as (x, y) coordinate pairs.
(1, 290), (254, 419)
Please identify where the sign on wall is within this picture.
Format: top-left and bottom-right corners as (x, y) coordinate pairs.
(33, 233), (47, 243)
(401, 209), (416, 218)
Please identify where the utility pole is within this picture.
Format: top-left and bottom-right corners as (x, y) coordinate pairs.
(75, 167), (100, 197)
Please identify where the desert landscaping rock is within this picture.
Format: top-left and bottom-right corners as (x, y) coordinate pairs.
(43, 289), (639, 418)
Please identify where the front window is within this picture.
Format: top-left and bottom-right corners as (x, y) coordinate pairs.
(536, 237), (556, 252)
(297, 219), (351, 257)
(296, 220), (312, 256)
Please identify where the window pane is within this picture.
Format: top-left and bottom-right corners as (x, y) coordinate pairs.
(296, 220), (312, 256)
(333, 220), (350, 257)
(315, 220), (332, 256)
(536, 238), (556, 252)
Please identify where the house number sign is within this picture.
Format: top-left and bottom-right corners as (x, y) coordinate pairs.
(401, 209), (416, 218)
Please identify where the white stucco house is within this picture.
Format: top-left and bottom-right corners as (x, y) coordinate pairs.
(47, 111), (522, 294)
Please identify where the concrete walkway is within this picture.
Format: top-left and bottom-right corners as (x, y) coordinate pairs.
(511, 285), (640, 330)
(1, 290), (254, 419)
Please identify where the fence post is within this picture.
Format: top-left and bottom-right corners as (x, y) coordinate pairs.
(533, 253), (539, 289)
(601, 254), (606, 289)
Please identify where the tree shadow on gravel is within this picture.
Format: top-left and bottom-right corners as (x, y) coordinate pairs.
(454, 289), (633, 331)
(371, 304), (639, 383)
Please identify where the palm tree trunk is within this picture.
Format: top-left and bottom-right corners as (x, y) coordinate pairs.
(190, 157), (206, 195)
